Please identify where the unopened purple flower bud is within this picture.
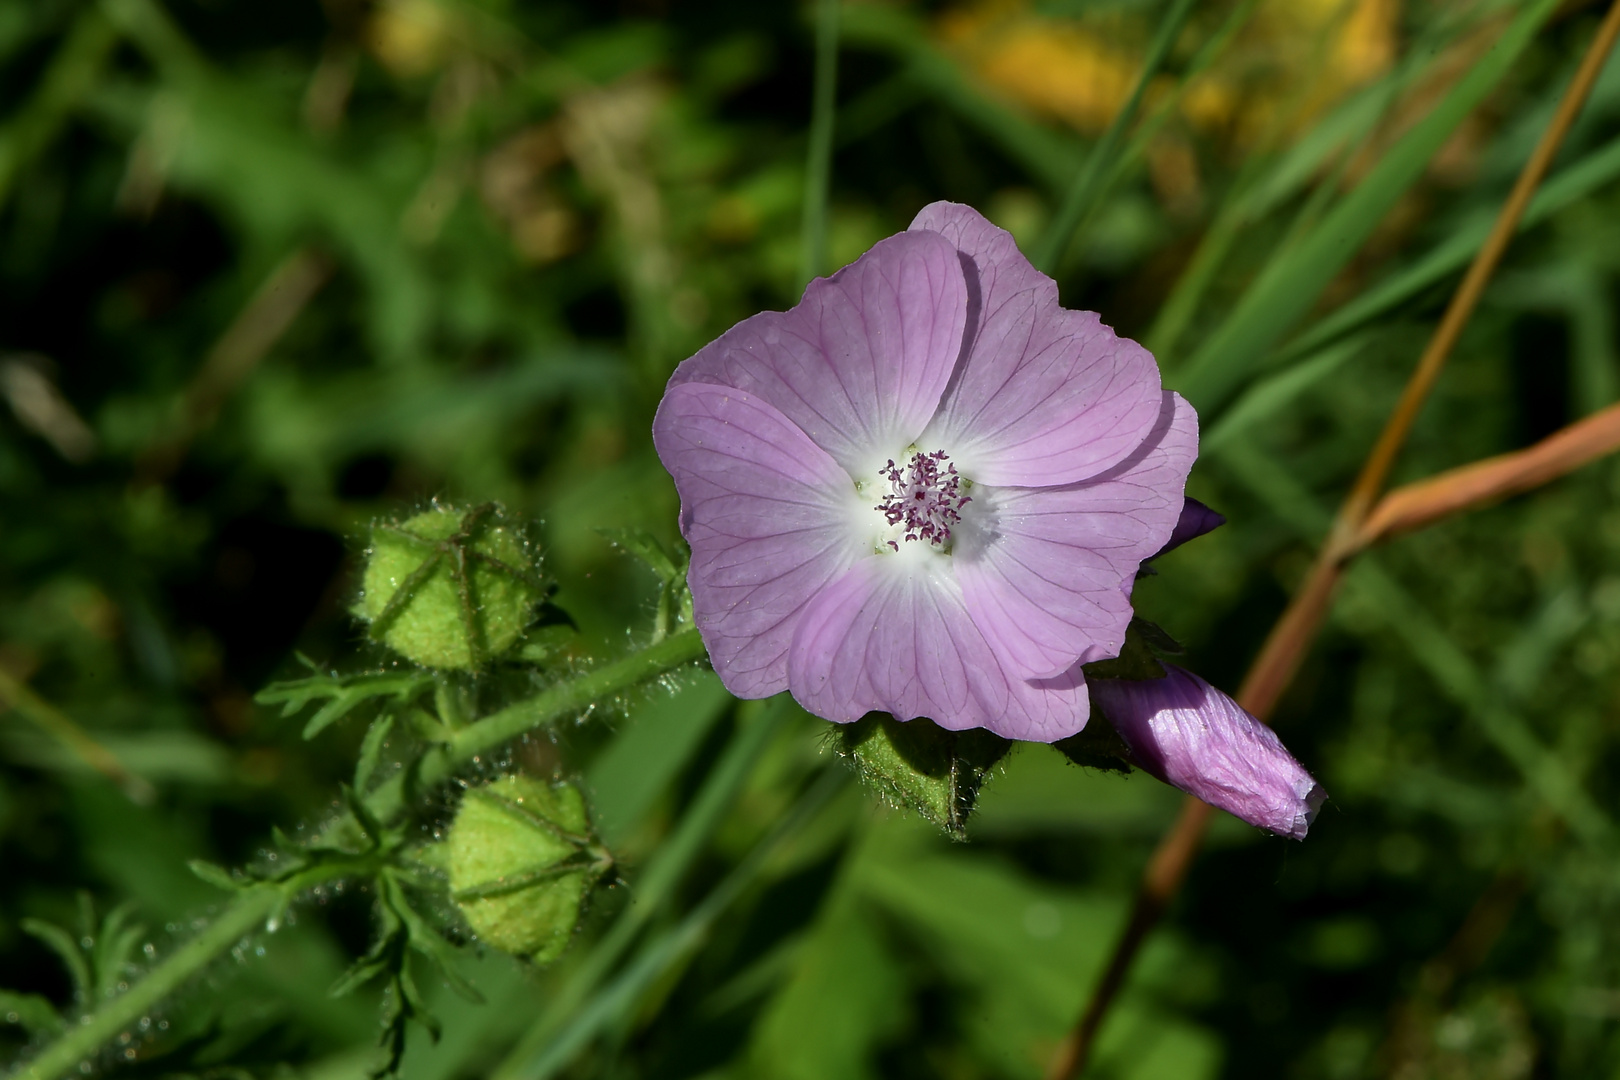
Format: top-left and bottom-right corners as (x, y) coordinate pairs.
(1089, 665), (1325, 839)
(1151, 497), (1226, 560)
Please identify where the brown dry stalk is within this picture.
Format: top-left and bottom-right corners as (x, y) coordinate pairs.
(1047, 3), (1620, 1077)
(1355, 398), (1620, 547)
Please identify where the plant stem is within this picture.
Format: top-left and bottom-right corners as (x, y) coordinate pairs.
(1047, 3), (1620, 1075)
(13, 874), (315, 1080)
(364, 629), (709, 826)
(491, 694), (791, 1080)
(516, 765), (847, 1080)
(12, 631), (710, 1080)
(799, 0), (840, 287)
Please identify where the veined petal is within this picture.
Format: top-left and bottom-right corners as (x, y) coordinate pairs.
(956, 392), (1197, 680)
(668, 230), (967, 475)
(1089, 666), (1327, 839)
(786, 557), (1092, 742)
(910, 202), (1164, 487)
(654, 383), (867, 699)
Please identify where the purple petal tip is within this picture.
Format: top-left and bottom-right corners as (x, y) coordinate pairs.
(1152, 497), (1226, 560)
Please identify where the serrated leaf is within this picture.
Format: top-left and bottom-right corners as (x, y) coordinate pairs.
(382, 874), (484, 1004)
(20, 919), (89, 1004)
(0, 990), (65, 1036)
(253, 671), (433, 740)
(188, 859), (241, 893)
(93, 903), (145, 1001)
(354, 712), (396, 794)
(598, 527), (681, 584)
(401, 706), (451, 743)
(329, 953), (393, 999)
(341, 783), (389, 850)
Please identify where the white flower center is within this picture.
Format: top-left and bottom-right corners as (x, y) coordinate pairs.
(864, 449), (972, 555)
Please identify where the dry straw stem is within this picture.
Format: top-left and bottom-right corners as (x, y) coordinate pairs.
(1047, 3), (1620, 1077)
(1354, 398), (1620, 546)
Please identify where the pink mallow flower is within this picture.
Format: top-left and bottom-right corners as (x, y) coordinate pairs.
(652, 197), (1324, 840)
(1089, 666), (1327, 839)
(654, 201), (1189, 742)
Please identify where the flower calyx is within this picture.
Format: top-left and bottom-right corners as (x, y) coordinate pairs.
(837, 715), (1010, 839)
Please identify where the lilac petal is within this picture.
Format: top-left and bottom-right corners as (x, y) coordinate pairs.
(956, 392), (1197, 680)
(909, 202), (1165, 487)
(668, 230), (967, 475)
(654, 382), (867, 699)
(1151, 497), (1226, 559)
(1089, 666), (1327, 839)
(786, 557), (1092, 742)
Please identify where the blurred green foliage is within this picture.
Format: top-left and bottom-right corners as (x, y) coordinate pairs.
(4, 0), (1620, 1077)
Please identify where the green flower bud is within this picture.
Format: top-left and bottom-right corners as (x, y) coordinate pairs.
(838, 716), (1010, 840)
(446, 775), (609, 963)
(358, 504), (543, 671)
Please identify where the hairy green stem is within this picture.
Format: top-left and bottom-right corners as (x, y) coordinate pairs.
(11, 862), (352, 1080)
(12, 631), (709, 1079)
(799, 0), (841, 286)
(363, 629), (708, 825)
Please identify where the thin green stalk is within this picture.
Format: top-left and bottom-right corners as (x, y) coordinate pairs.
(491, 694), (792, 1080)
(800, 0), (841, 287)
(365, 629), (708, 825)
(517, 766), (847, 1080)
(11, 862), (351, 1080)
(13, 632), (709, 1079)
(1104, 0), (1262, 202)
(0, 10), (119, 209)
(1032, 0), (1197, 274)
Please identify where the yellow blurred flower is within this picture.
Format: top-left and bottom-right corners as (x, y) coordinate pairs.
(366, 0), (458, 78)
(936, 0), (1401, 143)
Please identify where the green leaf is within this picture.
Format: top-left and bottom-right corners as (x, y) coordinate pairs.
(20, 919), (90, 1005)
(91, 901), (144, 1001)
(0, 990), (65, 1036)
(328, 954), (392, 1000)
(354, 713), (396, 795)
(1275, 130), (1620, 370)
(382, 874), (485, 1005)
(749, 891), (905, 1080)
(1201, 335), (1368, 455)
(188, 859), (241, 893)
(254, 670), (433, 741)
(585, 670), (732, 846)
(1082, 620), (1170, 682)
(1031, 0), (1196, 272)
(1175, 0), (1562, 412)
(598, 526), (681, 583)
